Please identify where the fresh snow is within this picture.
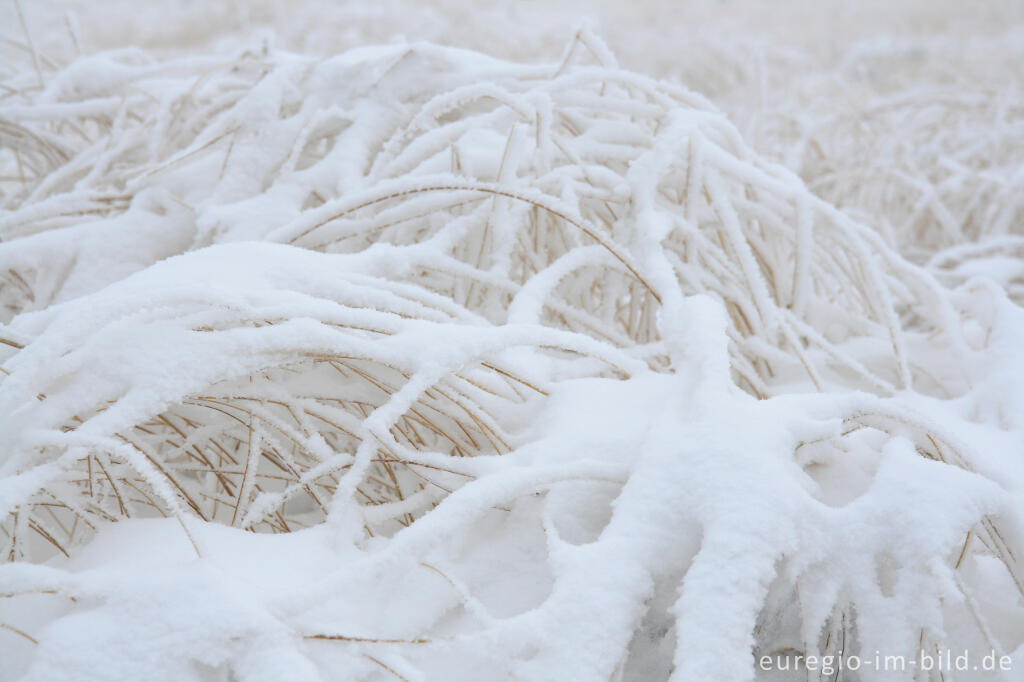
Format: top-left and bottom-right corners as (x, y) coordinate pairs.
(2, 2), (1023, 681)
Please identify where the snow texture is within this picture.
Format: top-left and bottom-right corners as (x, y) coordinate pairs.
(1, 1), (1023, 680)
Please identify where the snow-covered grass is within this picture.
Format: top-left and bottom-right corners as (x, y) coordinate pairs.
(1, 2), (1023, 680)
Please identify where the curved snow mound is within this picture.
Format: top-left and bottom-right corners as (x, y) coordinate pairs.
(2, 34), (1023, 681)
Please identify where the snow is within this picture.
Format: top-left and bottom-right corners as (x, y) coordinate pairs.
(2, 1), (1024, 680)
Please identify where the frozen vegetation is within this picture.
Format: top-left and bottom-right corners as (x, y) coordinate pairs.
(1, 1), (1023, 680)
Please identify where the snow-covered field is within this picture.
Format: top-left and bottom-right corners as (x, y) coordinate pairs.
(2, 1), (1023, 680)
